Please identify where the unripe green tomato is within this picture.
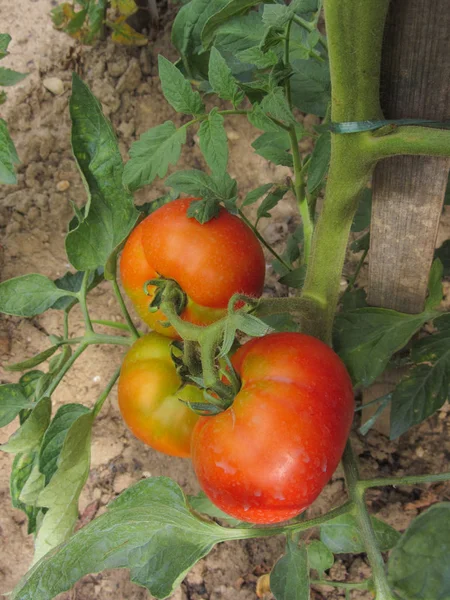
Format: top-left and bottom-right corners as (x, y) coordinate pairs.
(118, 332), (201, 457)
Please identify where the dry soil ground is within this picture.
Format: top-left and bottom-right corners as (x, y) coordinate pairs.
(1, 2), (449, 599)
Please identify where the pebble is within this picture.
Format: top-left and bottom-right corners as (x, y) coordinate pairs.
(43, 77), (65, 96)
(56, 180), (70, 192)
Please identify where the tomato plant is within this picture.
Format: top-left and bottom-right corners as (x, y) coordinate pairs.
(120, 197), (266, 337)
(1, 1), (450, 600)
(118, 332), (201, 457)
(192, 332), (354, 524)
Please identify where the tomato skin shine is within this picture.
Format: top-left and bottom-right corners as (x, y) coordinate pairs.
(191, 333), (354, 524)
(119, 198), (266, 337)
(118, 333), (201, 457)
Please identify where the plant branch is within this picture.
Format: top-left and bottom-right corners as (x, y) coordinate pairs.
(342, 246), (369, 297)
(367, 126), (450, 161)
(284, 19), (293, 109)
(311, 579), (370, 591)
(91, 319), (136, 332)
(92, 366), (121, 417)
(78, 271), (94, 333)
(292, 14), (328, 51)
(45, 343), (88, 398)
(112, 278), (140, 339)
(359, 471), (450, 490)
(289, 127), (313, 264)
(343, 441), (394, 600)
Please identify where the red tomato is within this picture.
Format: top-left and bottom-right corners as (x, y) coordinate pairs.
(118, 332), (201, 457)
(120, 198), (266, 337)
(191, 332), (354, 524)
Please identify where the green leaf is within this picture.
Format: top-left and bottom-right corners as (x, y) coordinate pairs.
(186, 198), (221, 223)
(350, 231), (370, 253)
(202, 0), (267, 49)
(66, 8), (88, 34)
(279, 265), (306, 289)
(0, 33), (12, 59)
(2, 397), (52, 454)
(333, 307), (436, 387)
(33, 411), (95, 563)
(0, 274), (75, 317)
(85, 0), (107, 43)
(307, 131), (330, 193)
(242, 183), (273, 207)
(388, 503), (450, 600)
(0, 117), (20, 184)
(188, 491), (243, 525)
(5, 345), (60, 372)
(52, 268), (104, 310)
(19, 456), (46, 506)
(165, 169), (237, 202)
(158, 55), (205, 115)
(390, 315), (450, 439)
(340, 288), (368, 311)
(198, 109), (228, 174)
(0, 384), (35, 427)
(257, 186), (289, 220)
(214, 11), (265, 54)
(321, 514), (400, 554)
(66, 74), (139, 271)
(10, 452), (40, 534)
(271, 539), (309, 600)
(252, 131), (293, 167)
(19, 371), (46, 400)
(248, 102), (283, 132)
(12, 477), (240, 600)
(123, 121), (186, 192)
(236, 46), (279, 69)
(0, 66), (27, 86)
(208, 47), (242, 104)
(39, 404), (91, 485)
(259, 313), (300, 333)
(260, 87), (297, 126)
(435, 239), (450, 277)
(262, 4), (293, 28)
(221, 312), (271, 357)
(290, 59), (330, 117)
(425, 258), (443, 311)
(351, 188), (372, 232)
(291, 0), (321, 13)
(307, 540), (334, 574)
(137, 192), (178, 217)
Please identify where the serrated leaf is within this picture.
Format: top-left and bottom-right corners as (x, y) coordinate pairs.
(279, 265), (306, 289)
(333, 307), (436, 387)
(5, 345), (60, 372)
(33, 410), (95, 563)
(110, 17), (148, 46)
(260, 87), (296, 126)
(39, 404), (91, 485)
(0, 274), (75, 317)
(271, 539), (309, 600)
(425, 258), (443, 311)
(388, 503), (450, 600)
(390, 316), (450, 439)
(166, 169), (237, 202)
(202, 0), (267, 49)
(2, 397), (52, 454)
(0, 117), (20, 184)
(158, 55), (205, 115)
(66, 74), (139, 270)
(257, 186), (289, 220)
(248, 102), (283, 132)
(10, 452), (40, 534)
(262, 4), (292, 28)
(0, 66), (27, 86)
(307, 540), (334, 574)
(124, 121), (186, 192)
(12, 477), (241, 600)
(66, 8), (88, 34)
(52, 268), (104, 310)
(321, 514), (400, 554)
(351, 188), (372, 232)
(198, 110), (228, 174)
(290, 59), (330, 117)
(208, 47), (241, 104)
(242, 183), (273, 207)
(236, 46), (279, 68)
(0, 384), (35, 427)
(214, 11), (266, 54)
(252, 131), (293, 167)
(307, 131), (330, 193)
(186, 198), (221, 223)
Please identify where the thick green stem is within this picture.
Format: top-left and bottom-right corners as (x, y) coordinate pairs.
(300, 0), (390, 343)
(343, 442), (394, 600)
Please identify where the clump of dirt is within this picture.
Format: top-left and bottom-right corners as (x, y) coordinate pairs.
(1, 1), (449, 599)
